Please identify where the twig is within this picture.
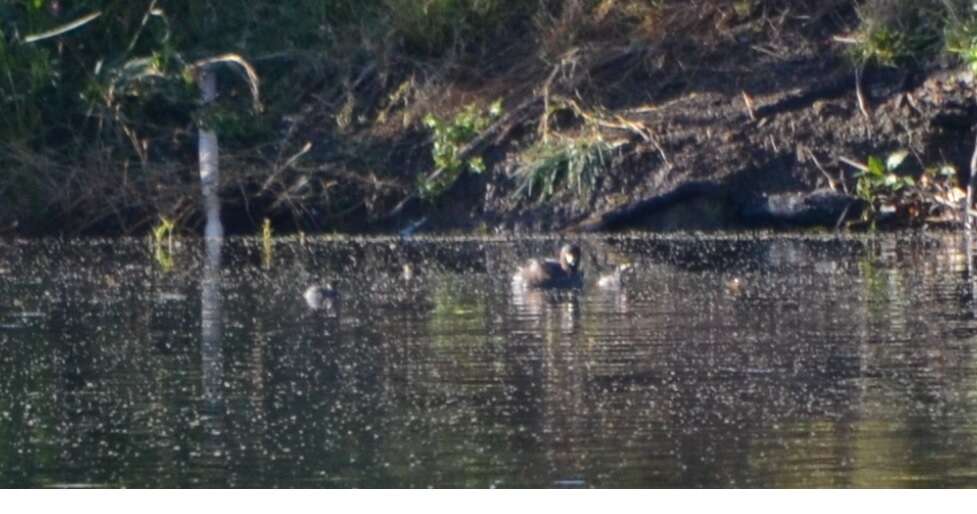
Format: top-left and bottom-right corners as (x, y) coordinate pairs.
(124, 0), (160, 57)
(741, 91), (757, 122)
(539, 64), (562, 142)
(188, 53), (263, 113)
(855, 68), (872, 122)
(804, 147), (839, 192)
(260, 141), (312, 194)
(750, 45), (782, 59)
(839, 156), (868, 172)
(835, 202), (853, 230)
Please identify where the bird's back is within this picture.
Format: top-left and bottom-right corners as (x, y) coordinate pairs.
(513, 258), (580, 288)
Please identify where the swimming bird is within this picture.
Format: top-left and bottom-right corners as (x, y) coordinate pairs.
(512, 244), (583, 289)
(725, 277), (744, 295)
(303, 282), (338, 309)
(597, 263), (633, 289)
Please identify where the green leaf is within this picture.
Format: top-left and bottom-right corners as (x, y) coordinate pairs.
(867, 156), (886, 177)
(489, 99), (502, 118)
(468, 156), (485, 174)
(886, 150), (909, 171)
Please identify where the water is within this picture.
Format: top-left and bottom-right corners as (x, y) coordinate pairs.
(2, 233), (977, 488)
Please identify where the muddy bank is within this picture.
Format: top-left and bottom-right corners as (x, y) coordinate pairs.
(394, 56), (977, 235)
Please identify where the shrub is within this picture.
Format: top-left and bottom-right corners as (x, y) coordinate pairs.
(419, 99), (502, 199)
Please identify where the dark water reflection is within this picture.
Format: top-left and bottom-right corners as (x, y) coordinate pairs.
(3, 234), (977, 487)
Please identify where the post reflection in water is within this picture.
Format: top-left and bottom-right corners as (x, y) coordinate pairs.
(199, 236), (226, 485)
(3, 234), (977, 487)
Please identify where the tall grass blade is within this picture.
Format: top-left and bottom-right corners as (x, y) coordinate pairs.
(24, 12), (102, 44)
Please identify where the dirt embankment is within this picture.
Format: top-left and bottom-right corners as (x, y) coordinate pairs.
(389, 9), (977, 234)
(4, 2), (976, 237)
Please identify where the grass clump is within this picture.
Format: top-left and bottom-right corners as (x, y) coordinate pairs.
(512, 135), (616, 202)
(851, 0), (977, 69)
(850, 0), (945, 67)
(852, 25), (921, 67)
(944, 0), (977, 71)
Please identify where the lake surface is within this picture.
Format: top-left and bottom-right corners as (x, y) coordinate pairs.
(2, 233), (977, 487)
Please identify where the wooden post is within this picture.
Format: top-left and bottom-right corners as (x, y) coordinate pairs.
(968, 132), (977, 230)
(198, 67), (224, 408)
(198, 67), (224, 239)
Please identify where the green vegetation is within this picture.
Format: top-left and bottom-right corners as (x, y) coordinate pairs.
(850, 1), (940, 67)
(851, 149), (963, 227)
(152, 215), (175, 269)
(855, 151), (916, 213)
(0, 0), (553, 232)
(945, 6), (977, 71)
(152, 216), (175, 250)
(851, 0), (977, 68)
(419, 100), (502, 200)
(851, 25), (926, 67)
(5, 1), (977, 234)
(512, 136), (616, 202)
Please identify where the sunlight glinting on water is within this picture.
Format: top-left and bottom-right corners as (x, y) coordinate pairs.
(1, 233), (977, 487)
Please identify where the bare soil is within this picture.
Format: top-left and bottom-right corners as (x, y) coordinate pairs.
(387, 9), (977, 234)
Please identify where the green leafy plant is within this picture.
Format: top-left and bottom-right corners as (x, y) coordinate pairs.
(419, 99), (502, 199)
(855, 151), (917, 226)
(261, 217), (273, 269)
(512, 136), (615, 202)
(849, 147), (966, 228)
(856, 151), (916, 202)
(945, 12), (977, 71)
(152, 216), (176, 270)
(153, 216), (176, 249)
(853, 150), (912, 227)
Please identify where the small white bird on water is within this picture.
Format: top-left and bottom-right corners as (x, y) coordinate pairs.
(304, 283), (338, 310)
(596, 263), (633, 289)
